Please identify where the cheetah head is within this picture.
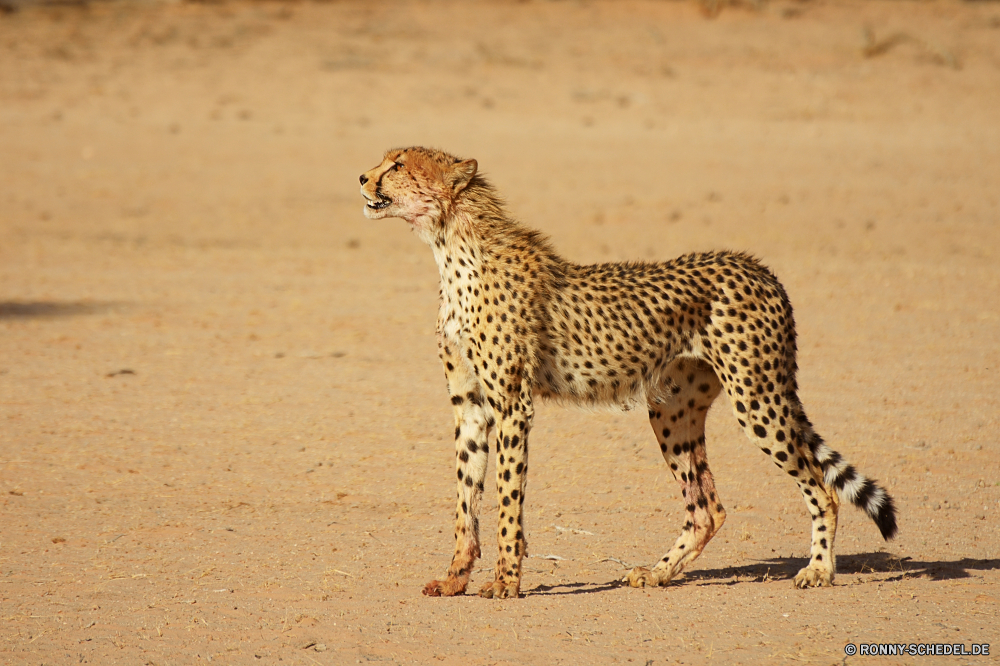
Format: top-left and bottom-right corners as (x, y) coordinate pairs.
(360, 147), (477, 237)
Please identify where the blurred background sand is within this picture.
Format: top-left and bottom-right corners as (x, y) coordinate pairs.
(1, 1), (998, 663)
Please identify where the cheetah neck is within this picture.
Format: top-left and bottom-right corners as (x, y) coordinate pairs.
(424, 182), (569, 357)
(428, 207), (485, 346)
(427, 182), (510, 277)
(430, 208), (485, 288)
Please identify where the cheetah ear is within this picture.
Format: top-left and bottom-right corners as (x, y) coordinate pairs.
(446, 159), (478, 194)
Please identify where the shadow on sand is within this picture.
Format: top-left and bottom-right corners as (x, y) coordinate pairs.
(525, 553), (1000, 596)
(0, 301), (122, 319)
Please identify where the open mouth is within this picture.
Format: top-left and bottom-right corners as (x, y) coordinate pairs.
(365, 195), (391, 211)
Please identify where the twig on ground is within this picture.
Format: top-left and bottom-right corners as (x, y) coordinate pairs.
(862, 26), (959, 69)
(598, 556), (638, 569)
(554, 525), (594, 536)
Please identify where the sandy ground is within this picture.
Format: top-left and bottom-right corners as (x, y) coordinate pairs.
(1, 0), (999, 664)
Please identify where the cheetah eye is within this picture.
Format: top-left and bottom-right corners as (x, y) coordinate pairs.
(391, 162), (403, 171)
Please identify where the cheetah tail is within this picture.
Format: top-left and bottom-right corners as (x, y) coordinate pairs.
(812, 437), (898, 540)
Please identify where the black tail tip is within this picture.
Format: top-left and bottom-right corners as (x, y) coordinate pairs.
(875, 494), (898, 541)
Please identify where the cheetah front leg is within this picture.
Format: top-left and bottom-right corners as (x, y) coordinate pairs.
(423, 344), (492, 597)
(478, 381), (533, 600)
(626, 359), (726, 588)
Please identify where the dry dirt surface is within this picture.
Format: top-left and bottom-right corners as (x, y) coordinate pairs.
(1, 0), (999, 664)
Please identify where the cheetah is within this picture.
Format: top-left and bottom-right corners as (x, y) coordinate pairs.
(359, 147), (897, 599)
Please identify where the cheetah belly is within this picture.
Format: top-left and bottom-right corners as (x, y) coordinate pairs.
(533, 326), (673, 410)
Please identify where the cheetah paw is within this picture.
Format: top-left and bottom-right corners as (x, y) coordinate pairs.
(422, 576), (468, 597)
(478, 580), (520, 599)
(624, 567), (669, 588)
(793, 566), (833, 589)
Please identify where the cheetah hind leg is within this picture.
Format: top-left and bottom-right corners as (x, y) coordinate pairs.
(792, 474), (839, 588)
(626, 359), (726, 588)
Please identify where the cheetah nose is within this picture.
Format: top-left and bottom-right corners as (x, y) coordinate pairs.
(359, 174), (369, 185)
